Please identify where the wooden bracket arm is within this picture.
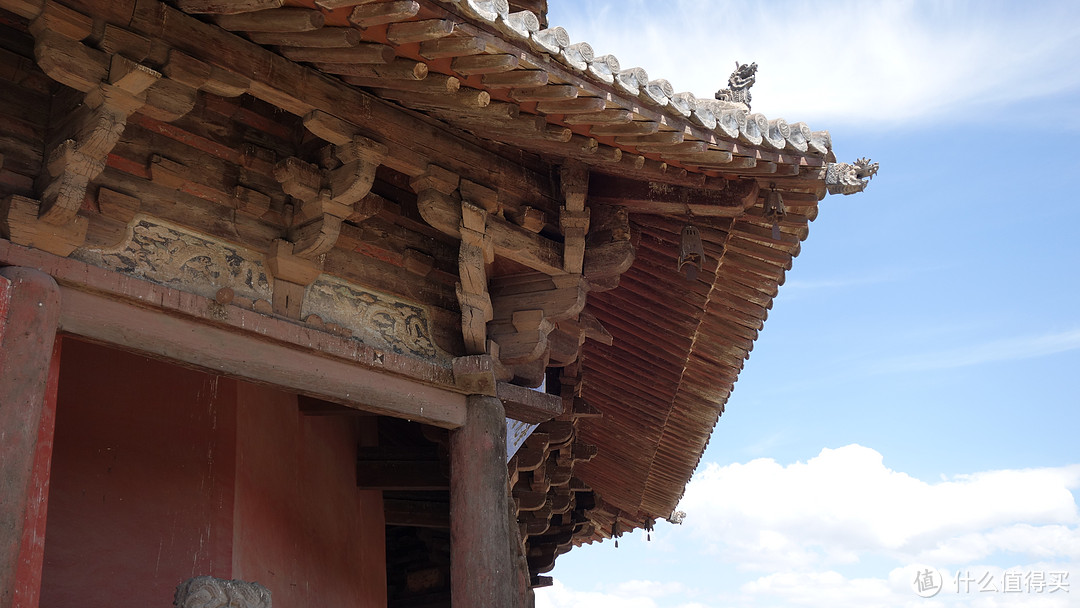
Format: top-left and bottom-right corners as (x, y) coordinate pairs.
(274, 136), (386, 259)
(6, 3), (242, 257)
(417, 188), (564, 275)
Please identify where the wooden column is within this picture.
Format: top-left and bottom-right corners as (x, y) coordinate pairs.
(0, 267), (61, 608)
(449, 395), (517, 607)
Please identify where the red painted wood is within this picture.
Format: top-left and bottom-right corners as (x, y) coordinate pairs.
(13, 338), (61, 608)
(0, 268), (60, 608)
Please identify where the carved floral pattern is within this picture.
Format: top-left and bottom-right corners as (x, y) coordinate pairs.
(74, 217), (272, 302)
(303, 275), (444, 362)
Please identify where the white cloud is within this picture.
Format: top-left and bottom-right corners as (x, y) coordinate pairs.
(740, 569), (899, 608)
(547, 1), (1080, 128)
(536, 579), (690, 608)
(873, 329), (1080, 373)
(677, 445), (1080, 570)
(737, 565), (1079, 608)
(538, 446), (1080, 607)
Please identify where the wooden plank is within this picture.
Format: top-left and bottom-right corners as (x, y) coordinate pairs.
(384, 498), (450, 528)
(357, 460), (447, 490)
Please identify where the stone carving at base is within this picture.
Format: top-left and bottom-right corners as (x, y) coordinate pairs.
(175, 576), (271, 608)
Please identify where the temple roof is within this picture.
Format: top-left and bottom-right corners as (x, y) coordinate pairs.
(0, 0), (874, 570)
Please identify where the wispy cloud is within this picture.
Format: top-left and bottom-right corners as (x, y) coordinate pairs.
(547, 1), (1080, 128)
(873, 328), (1080, 373)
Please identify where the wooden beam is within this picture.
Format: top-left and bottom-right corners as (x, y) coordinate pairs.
(587, 173), (760, 217)
(450, 395), (517, 606)
(348, 1), (419, 27)
(54, 287), (467, 428)
(212, 8), (324, 32)
(357, 461), (448, 490)
(175, 0), (283, 14)
(384, 498), (450, 528)
(417, 189), (563, 276)
(246, 27), (362, 48)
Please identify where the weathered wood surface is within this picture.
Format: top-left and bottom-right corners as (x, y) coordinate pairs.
(587, 173), (760, 217)
(450, 395), (518, 607)
(0, 268), (60, 608)
(0, 0), (838, 573)
(1, 0), (554, 214)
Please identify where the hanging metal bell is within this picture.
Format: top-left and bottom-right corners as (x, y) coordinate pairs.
(678, 225), (705, 280)
(764, 187), (785, 240)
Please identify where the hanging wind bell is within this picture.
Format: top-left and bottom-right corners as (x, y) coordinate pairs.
(612, 520), (621, 548)
(644, 517), (656, 542)
(678, 224), (705, 281)
(763, 184), (786, 240)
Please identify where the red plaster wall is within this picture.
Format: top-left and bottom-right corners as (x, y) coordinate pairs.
(39, 340), (238, 608)
(38, 341), (387, 608)
(232, 383), (387, 608)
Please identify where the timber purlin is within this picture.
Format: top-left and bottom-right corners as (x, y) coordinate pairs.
(0, 0), (876, 597)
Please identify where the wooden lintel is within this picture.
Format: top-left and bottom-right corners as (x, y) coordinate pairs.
(22, 266), (468, 428)
(497, 381), (562, 424)
(66, 290), (463, 422)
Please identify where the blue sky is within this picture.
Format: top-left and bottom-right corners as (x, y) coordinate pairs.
(536, 2), (1080, 606)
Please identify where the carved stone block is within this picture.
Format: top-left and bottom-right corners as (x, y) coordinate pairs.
(174, 576), (271, 608)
